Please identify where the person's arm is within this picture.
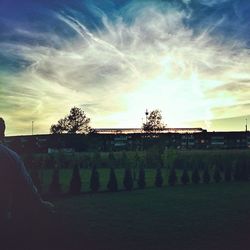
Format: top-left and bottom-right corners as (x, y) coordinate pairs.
(15, 156), (55, 212)
(17, 159), (43, 201)
(2, 146), (42, 202)
(2, 145), (54, 212)
(0, 146), (14, 222)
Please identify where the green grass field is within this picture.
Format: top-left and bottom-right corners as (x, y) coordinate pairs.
(32, 149), (250, 249)
(49, 182), (250, 250)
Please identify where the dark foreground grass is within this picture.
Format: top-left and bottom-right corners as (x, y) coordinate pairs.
(51, 182), (250, 250)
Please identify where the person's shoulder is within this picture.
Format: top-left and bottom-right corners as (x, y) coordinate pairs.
(0, 144), (21, 162)
(0, 143), (15, 154)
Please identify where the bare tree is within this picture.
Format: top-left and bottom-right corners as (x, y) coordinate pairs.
(50, 107), (91, 134)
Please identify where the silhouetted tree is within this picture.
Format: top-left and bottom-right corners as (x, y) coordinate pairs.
(107, 168), (118, 192)
(191, 167), (200, 184)
(50, 106), (91, 134)
(90, 166), (100, 192)
(224, 165), (232, 182)
(168, 167), (177, 186)
(123, 167), (133, 191)
(69, 164), (82, 194)
(143, 109), (166, 132)
(137, 166), (146, 189)
(155, 168), (163, 187)
(213, 165), (222, 183)
(49, 167), (61, 194)
(202, 167), (210, 184)
(181, 168), (190, 185)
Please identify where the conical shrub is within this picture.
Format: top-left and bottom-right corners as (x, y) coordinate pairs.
(202, 167), (210, 184)
(224, 165), (232, 182)
(49, 167), (61, 195)
(168, 167), (177, 186)
(181, 168), (190, 185)
(191, 167), (200, 184)
(107, 168), (118, 192)
(213, 165), (222, 183)
(69, 164), (82, 194)
(155, 168), (163, 187)
(90, 166), (100, 192)
(241, 163), (249, 181)
(123, 167), (133, 191)
(233, 159), (249, 181)
(133, 152), (140, 181)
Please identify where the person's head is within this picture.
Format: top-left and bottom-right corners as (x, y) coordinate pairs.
(0, 117), (5, 140)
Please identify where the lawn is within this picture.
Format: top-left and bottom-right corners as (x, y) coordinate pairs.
(50, 182), (250, 250)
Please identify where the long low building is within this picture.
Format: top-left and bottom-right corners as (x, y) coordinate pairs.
(93, 127), (206, 134)
(4, 128), (250, 154)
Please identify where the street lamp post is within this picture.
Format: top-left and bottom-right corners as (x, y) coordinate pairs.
(32, 121), (34, 135)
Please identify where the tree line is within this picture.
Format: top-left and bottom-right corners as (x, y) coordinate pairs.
(50, 107), (166, 134)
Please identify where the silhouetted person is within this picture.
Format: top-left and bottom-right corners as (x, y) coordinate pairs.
(0, 118), (55, 248)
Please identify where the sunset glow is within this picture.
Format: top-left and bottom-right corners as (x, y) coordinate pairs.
(1, 0), (250, 135)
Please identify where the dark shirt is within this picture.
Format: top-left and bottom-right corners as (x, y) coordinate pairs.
(0, 143), (42, 220)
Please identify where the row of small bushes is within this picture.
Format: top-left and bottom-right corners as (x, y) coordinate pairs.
(30, 159), (250, 195)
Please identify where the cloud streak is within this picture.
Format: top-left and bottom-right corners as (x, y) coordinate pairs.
(0, 0), (250, 134)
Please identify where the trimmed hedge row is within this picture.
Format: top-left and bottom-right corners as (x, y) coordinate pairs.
(30, 159), (250, 195)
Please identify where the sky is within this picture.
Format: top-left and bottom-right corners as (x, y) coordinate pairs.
(1, 0), (250, 135)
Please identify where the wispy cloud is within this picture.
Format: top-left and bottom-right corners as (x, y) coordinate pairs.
(0, 0), (250, 134)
